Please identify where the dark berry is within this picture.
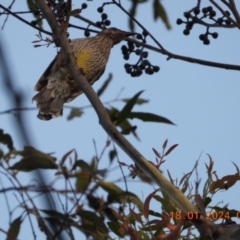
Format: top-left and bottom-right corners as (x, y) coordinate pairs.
(199, 34), (206, 41)
(82, 3), (87, 9)
(31, 20), (38, 26)
(142, 30), (148, 37)
(104, 20), (111, 26)
(225, 11), (230, 16)
(139, 63), (145, 70)
(210, 10), (216, 17)
(148, 68), (154, 75)
(203, 38), (210, 45)
(176, 18), (183, 25)
(121, 45), (127, 52)
(136, 67), (142, 76)
(217, 18), (223, 25)
(135, 49), (141, 55)
(225, 19), (231, 25)
(96, 21), (102, 28)
(212, 32), (218, 39)
(194, 8), (200, 15)
(202, 8), (208, 14)
(126, 67), (132, 74)
(97, 7), (103, 13)
(124, 55), (129, 60)
(131, 71), (137, 77)
(124, 63), (131, 69)
(128, 42), (135, 51)
(84, 30), (90, 37)
(136, 34), (142, 39)
(153, 66), (160, 72)
(142, 59), (149, 65)
(101, 13), (108, 20)
(142, 51), (148, 58)
(207, 6), (212, 12)
(183, 29), (190, 35)
(184, 12), (191, 18)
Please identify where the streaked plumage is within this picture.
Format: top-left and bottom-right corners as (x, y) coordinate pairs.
(32, 27), (134, 120)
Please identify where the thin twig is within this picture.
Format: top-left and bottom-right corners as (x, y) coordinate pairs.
(210, 0), (240, 29)
(0, 4), (51, 35)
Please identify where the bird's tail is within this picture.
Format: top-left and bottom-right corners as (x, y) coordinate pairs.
(32, 88), (64, 120)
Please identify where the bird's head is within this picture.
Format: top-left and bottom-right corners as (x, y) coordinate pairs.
(98, 27), (136, 45)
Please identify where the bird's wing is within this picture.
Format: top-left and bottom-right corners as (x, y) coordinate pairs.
(34, 56), (57, 91)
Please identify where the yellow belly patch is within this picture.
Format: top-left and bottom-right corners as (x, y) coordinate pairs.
(76, 50), (91, 73)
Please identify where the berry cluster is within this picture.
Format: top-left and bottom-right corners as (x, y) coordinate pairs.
(96, 13), (111, 28)
(84, 6), (111, 37)
(121, 31), (160, 77)
(176, 5), (233, 45)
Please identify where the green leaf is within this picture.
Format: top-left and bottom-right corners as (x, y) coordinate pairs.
(6, 216), (22, 240)
(70, 9), (81, 16)
(122, 98), (149, 105)
(97, 73), (112, 97)
(109, 149), (117, 162)
(0, 129), (14, 150)
(78, 211), (108, 233)
(107, 222), (123, 237)
(71, 159), (91, 171)
(9, 146), (57, 171)
(153, 0), (171, 29)
(116, 90), (144, 125)
(67, 108), (83, 120)
(75, 171), (91, 192)
(128, 0), (148, 32)
(98, 181), (123, 195)
(128, 112), (175, 125)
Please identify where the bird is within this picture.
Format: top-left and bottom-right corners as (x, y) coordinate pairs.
(32, 27), (135, 120)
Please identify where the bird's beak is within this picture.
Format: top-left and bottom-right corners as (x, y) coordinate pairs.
(125, 32), (137, 37)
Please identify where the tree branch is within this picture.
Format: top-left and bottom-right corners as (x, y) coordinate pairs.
(34, 0), (198, 215)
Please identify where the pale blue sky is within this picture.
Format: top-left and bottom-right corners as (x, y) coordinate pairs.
(1, 0), (240, 239)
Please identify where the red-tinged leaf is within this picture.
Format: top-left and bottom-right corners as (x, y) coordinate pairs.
(118, 161), (129, 166)
(179, 172), (191, 186)
(127, 227), (138, 240)
(195, 194), (206, 217)
(165, 144), (178, 156)
(162, 139), (168, 150)
(209, 174), (240, 193)
(130, 209), (142, 223)
(143, 189), (158, 218)
(152, 148), (161, 158)
(60, 149), (74, 165)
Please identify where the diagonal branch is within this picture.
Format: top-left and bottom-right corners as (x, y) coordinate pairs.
(34, 0), (197, 215)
